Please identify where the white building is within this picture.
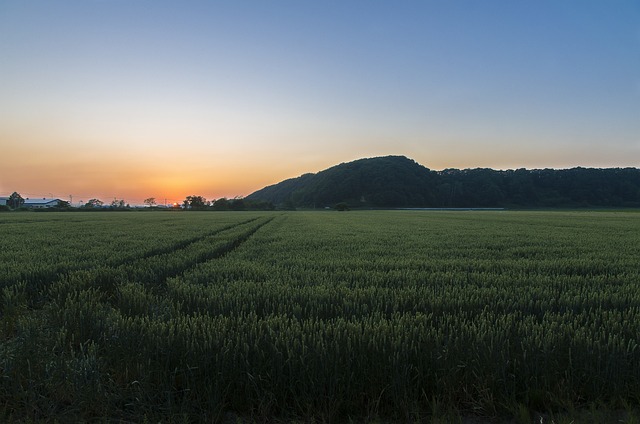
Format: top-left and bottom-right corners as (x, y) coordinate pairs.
(0, 197), (8, 206)
(23, 198), (62, 208)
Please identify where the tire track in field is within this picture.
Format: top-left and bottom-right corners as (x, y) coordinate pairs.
(108, 217), (262, 267)
(77, 216), (274, 296)
(196, 216), (274, 262)
(27, 218), (258, 285)
(110, 216), (276, 317)
(140, 215), (276, 286)
(20, 217), (262, 309)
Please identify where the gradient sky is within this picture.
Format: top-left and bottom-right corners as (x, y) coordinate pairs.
(1, 1), (638, 205)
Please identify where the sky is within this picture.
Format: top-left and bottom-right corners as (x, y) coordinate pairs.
(1, 0), (638, 205)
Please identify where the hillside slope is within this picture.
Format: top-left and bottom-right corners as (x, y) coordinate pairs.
(246, 156), (640, 208)
(248, 156), (439, 208)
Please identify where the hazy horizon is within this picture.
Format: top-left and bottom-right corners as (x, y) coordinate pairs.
(2, 1), (638, 205)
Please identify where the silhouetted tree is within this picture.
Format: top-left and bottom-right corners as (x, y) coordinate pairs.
(8, 192), (24, 209)
(111, 199), (126, 209)
(84, 199), (103, 208)
(183, 195), (207, 210)
(212, 198), (229, 210)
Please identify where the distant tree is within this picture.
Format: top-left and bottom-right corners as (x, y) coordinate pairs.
(111, 199), (126, 209)
(56, 200), (71, 209)
(183, 195), (207, 210)
(212, 198), (229, 210)
(8, 192), (24, 209)
(84, 199), (104, 208)
(143, 197), (157, 208)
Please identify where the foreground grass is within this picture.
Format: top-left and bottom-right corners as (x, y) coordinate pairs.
(1, 210), (640, 422)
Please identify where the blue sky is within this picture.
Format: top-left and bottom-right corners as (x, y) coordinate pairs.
(1, 0), (638, 202)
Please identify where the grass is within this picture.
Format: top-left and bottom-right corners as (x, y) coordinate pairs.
(1, 210), (639, 422)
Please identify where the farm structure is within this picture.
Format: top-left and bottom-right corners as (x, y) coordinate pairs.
(22, 198), (62, 208)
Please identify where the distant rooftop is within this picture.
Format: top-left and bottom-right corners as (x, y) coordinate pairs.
(23, 198), (61, 204)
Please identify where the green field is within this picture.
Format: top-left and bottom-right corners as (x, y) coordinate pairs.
(1, 211), (640, 422)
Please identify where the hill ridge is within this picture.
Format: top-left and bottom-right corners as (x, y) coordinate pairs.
(246, 156), (640, 208)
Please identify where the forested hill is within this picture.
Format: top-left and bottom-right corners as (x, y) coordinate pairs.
(246, 156), (640, 208)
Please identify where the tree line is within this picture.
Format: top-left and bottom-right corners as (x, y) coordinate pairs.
(179, 196), (274, 211)
(0, 192), (274, 211)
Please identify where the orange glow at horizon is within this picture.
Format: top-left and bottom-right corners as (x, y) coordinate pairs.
(2, 130), (639, 206)
(0, 139), (296, 204)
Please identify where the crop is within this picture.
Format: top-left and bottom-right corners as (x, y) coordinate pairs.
(1, 210), (639, 422)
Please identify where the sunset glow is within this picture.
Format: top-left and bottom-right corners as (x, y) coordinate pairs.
(1, 1), (638, 205)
